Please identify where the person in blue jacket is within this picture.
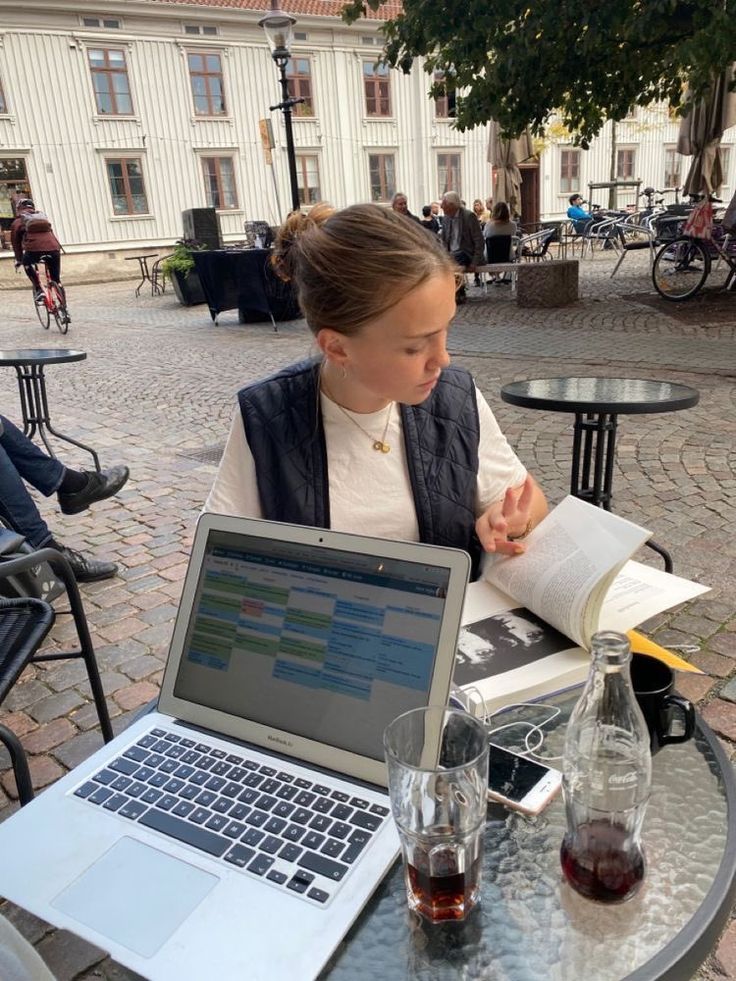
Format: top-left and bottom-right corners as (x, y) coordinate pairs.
(567, 194), (591, 224)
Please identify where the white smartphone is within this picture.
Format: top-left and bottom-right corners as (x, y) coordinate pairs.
(487, 742), (562, 815)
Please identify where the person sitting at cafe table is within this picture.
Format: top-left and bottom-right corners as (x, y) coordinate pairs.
(567, 194), (591, 221)
(0, 413), (129, 582)
(390, 192), (422, 224)
(205, 201), (548, 573)
(439, 191), (485, 304)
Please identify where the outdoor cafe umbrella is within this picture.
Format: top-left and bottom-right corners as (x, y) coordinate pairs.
(677, 65), (736, 196)
(488, 121), (534, 216)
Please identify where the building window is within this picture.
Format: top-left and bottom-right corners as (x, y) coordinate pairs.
(437, 152), (461, 197)
(83, 16), (121, 28)
(719, 147), (731, 189)
(368, 153), (395, 202)
(559, 149), (580, 194)
(0, 79), (6, 115)
(184, 24), (219, 35)
(88, 48), (133, 115)
(105, 158), (149, 215)
(663, 147), (681, 190)
(286, 58), (314, 117)
(296, 154), (320, 205)
(187, 51), (226, 116)
(202, 156), (237, 209)
(433, 72), (456, 119)
(363, 62), (391, 117)
(616, 147), (636, 180)
(0, 158), (31, 223)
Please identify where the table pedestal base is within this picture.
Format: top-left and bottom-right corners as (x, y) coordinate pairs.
(572, 411), (672, 572)
(16, 364), (100, 472)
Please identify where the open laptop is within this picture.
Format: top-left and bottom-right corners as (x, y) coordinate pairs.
(0, 514), (470, 980)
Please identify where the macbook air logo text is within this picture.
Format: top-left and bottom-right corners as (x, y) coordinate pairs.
(267, 734), (293, 748)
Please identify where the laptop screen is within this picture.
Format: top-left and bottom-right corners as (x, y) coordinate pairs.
(173, 530), (451, 761)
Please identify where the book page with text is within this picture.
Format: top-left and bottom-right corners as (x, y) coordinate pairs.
(483, 497), (651, 648)
(599, 560), (709, 632)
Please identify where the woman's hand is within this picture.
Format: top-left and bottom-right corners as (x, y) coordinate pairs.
(475, 475), (537, 555)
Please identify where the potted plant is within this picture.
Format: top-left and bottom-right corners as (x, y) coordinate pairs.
(162, 238), (207, 306)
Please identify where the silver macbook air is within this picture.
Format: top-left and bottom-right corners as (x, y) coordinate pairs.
(0, 514), (470, 980)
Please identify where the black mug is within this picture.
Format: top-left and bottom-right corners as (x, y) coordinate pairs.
(630, 652), (695, 754)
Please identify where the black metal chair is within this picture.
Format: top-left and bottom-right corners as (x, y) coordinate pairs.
(150, 255), (173, 295)
(518, 227), (556, 261)
(0, 545), (114, 805)
(243, 221), (273, 249)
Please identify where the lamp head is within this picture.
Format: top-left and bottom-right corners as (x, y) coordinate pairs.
(259, 0), (296, 63)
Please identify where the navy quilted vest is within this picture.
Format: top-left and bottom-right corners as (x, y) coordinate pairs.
(238, 359), (482, 575)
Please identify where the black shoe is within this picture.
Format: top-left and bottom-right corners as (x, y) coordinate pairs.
(58, 465), (129, 515)
(34, 290), (44, 304)
(54, 546), (118, 583)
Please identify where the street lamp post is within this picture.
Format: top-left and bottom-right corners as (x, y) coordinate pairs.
(259, 0), (303, 215)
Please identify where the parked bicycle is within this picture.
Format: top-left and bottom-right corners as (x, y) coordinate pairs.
(28, 254), (70, 333)
(652, 209), (736, 301)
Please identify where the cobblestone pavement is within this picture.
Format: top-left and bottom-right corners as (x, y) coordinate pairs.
(0, 250), (735, 979)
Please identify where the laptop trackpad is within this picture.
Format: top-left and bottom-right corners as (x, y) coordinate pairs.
(51, 837), (218, 958)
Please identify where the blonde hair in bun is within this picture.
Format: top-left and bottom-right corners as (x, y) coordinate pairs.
(271, 202), (458, 337)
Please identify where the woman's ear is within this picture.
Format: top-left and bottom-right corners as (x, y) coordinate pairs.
(316, 328), (349, 368)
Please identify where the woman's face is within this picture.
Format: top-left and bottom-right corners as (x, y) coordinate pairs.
(473, 200), (483, 214)
(321, 272), (456, 411)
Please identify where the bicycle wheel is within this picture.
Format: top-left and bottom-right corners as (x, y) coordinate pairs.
(50, 283), (69, 334)
(652, 238), (710, 300)
(34, 292), (50, 330)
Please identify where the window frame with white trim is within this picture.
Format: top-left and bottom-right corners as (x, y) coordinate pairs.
(186, 49), (228, 117)
(368, 152), (396, 202)
(201, 154), (239, 210)
(104, 156), (150, 216)
(87, 46), (135, 117)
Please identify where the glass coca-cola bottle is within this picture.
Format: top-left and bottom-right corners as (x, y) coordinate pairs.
(560, 630), (651, 903)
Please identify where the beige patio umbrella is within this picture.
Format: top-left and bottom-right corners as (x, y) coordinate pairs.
(487, 121), (534, 216)
(677, 66), (736, 196)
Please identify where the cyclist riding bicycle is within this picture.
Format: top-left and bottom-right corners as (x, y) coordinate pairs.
(10, 199), (63, 306)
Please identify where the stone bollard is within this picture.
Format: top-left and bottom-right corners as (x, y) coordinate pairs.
(516, 259), (579, 308)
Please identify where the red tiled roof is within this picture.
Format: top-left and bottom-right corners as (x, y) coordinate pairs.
(149, 0), (402, 21)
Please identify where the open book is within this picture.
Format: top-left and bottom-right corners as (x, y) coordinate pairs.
(453, 496), (709, 718)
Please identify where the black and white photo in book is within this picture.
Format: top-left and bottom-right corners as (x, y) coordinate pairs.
(455, 607), (571, 686)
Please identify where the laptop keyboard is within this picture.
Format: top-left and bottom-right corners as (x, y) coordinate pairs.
(71, 727), (390, 906)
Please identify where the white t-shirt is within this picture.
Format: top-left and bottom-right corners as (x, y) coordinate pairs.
(204, 385), (527, 540)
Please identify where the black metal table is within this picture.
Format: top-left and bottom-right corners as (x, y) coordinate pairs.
(0, 348), (100, 471)
(323, 694), (736, 981)
(125, 253), (160, 297)
(500, 377), (700, 572)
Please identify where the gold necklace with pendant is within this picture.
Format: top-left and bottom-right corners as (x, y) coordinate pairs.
(323, 388), (394, 453)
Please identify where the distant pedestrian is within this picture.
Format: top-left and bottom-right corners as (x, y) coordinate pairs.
(420, 205), (440, 234)
(390, 192), (422, 224)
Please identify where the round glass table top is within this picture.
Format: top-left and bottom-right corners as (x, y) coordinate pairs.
(0, 349), (86, 366)
(322, 696), (735, 981)
(500, 378), (700, 415)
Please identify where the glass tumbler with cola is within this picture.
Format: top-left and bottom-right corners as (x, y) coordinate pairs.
(384, 706), (489, 922)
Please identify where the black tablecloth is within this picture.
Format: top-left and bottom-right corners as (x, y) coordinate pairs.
(191, 249), (301, 323)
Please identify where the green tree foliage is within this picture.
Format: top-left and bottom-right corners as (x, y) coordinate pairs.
(341, 0), (736, 147)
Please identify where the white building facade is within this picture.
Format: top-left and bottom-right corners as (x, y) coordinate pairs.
(0, 0), (732, 264)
